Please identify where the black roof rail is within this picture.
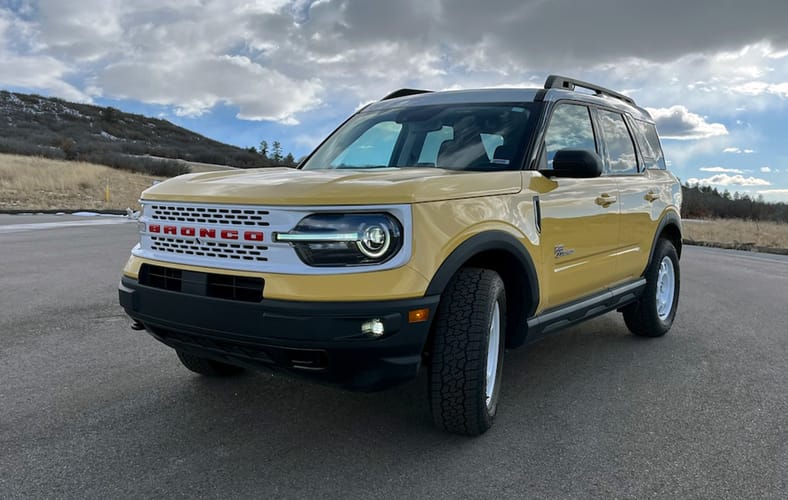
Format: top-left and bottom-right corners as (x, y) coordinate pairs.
(544, 75), (635, 106)
(380, 88), (432, 101)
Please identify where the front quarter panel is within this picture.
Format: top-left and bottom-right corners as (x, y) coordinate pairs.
(409, 178), (543, 305)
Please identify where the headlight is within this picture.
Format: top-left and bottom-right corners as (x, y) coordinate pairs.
(275, 213), (403, 266)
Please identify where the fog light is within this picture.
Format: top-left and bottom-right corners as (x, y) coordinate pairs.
(361, 318), (385, 337)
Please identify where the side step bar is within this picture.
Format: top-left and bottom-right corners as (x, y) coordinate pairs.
(523, 279), (646, 345)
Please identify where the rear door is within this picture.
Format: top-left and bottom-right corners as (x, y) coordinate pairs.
(615, 117), (674, 280)
(533, 102), (621, 309)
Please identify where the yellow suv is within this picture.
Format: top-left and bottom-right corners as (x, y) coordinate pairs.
(119, 75), (682, 435)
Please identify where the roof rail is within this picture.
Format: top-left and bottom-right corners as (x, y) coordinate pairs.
(380, 88), (432, 101)
(544, 75), (635, 106)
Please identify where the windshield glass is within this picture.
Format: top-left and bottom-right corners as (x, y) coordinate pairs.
(301, 103), (539, 171)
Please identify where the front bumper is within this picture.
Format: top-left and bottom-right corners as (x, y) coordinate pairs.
(118, 275), (439, 391)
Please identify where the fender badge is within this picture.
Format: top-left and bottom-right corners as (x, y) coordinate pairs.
(554, 245), (575, 258)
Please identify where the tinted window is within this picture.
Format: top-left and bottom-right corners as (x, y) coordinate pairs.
(633, 120), (667, 169)
(597, 109), (638, 174)
(543, 104), (595, 168)
(302, 104), (538, 171)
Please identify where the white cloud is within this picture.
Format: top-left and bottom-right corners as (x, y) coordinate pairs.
(687, 174), (771, 187)
(730, 81), (788, 98)
(2, 0), (788, 135)
(760, 166), (772, 173)
(757, 189), (788, 203)
(6, 0), (788, 207)
(0, 55), (88, 101)
(646, 105), (728, 140)
(99, 55), (322, 123)
(700, 167), (744, 174)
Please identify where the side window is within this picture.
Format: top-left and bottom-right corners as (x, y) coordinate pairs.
(417, 126), (453, 165)
(543, 104), (595, 168)
(330, 121), (402, 168)
(597, 110), (638, 174)
(633, 120), (667, 170)
(415, 127), (503, 166)
(480, 133), (504, 160)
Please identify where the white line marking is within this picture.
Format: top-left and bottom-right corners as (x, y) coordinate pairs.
(0, 218), (135, 234)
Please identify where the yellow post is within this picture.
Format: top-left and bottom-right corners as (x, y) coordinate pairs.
(105, 178), (110, 203)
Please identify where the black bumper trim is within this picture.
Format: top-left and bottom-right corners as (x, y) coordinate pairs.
(119, 275), (439, 390)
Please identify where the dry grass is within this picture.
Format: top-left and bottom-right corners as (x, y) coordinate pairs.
(683, 219), (788, 249)
(0, 153), (163, 211)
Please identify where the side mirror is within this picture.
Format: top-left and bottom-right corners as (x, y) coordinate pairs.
(547, 149), (603, 178)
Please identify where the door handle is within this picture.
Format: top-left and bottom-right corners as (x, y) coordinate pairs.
(595, 194), (617, 207)
(644, 191), (660, 202)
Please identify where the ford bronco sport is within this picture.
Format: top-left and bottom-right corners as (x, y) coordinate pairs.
(119, 75), (682, 435)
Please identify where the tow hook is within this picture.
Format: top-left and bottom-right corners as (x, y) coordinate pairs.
(131, 320), (145, 331)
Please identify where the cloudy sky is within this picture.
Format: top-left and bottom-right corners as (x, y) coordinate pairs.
(1, 0), (787, 201)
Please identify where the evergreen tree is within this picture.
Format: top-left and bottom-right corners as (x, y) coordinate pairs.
(272, 140), (283, 163)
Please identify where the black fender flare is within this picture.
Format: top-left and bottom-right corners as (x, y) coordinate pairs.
(424, 231), (540, 318)
(647, 211), (682, 267)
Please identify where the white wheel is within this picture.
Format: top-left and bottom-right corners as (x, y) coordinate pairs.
(485, 302), (502, 410)
(656, 256), (676, 320)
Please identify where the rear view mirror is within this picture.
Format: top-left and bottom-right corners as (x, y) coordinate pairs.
(547, 149), (603, 178)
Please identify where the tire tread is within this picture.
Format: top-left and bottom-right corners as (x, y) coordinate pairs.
(428, 268), (505, 436)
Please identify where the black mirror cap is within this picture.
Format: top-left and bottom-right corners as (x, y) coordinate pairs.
(549, 149), (603, 178)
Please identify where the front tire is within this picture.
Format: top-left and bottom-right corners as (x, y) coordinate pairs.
(428, 268), (506, 436)
(622, 239), (680, 337)
(176, 350), (245, 377)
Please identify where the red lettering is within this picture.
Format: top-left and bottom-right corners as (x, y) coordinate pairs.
(199, 228), (216, 238)
(244, 231), (264, 242)
(221, 229), (238, 240)
(180, 227), (195, 237)
(163, 225), (177, 235)
(149, 224), (160, 233)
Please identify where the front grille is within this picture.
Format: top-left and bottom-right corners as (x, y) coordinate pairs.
(139, 264), (264, 302)
(148, 204), (270, 227)
(149, 236), (268, 262)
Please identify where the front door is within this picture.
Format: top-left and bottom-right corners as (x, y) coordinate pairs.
(530, 102), (621, 309)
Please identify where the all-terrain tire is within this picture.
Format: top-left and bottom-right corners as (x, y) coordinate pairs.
(428, 268), (506, 436)
(622, 239), (680, 337)
(176, 350), (245, 377)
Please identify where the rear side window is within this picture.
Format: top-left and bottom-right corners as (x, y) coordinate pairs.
(597, 109), (638, 174)
(633, 120), (667, 170)
(542, 103), (596, 168)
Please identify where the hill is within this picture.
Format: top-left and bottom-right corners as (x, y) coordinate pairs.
(0, 90), (271, 175)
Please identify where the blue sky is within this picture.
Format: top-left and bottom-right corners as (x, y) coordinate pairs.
(1, 0), (787, 202)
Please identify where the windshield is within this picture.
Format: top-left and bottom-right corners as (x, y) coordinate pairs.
(301, 103), (539, 171)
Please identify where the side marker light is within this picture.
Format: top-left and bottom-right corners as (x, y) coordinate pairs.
(408, 308), (430, 323)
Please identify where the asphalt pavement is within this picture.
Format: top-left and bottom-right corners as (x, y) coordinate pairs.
(0, 215), (785, 499)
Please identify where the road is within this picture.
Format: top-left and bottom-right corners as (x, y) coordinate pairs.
(1, 215), (785, 499)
